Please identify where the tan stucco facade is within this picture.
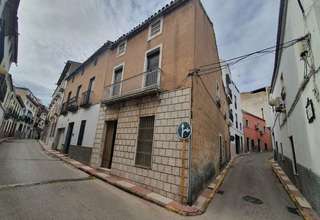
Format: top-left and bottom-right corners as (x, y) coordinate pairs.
(60, 0), (229, 205)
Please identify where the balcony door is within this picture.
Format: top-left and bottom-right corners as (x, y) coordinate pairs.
(112, 66), (123, 96)
(145, 48), (160, 87)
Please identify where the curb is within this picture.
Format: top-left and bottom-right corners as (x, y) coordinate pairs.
(38, 140), (235, 216)
(0, 138), (7, 145)
(271, 159), (320, 220)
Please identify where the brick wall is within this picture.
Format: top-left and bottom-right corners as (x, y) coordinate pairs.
(91, 88), (191, 203)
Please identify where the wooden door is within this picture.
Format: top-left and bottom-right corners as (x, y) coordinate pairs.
(101, 120), (117, 168)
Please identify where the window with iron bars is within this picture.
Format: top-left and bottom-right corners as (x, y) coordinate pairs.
(135, 116), (155, 168)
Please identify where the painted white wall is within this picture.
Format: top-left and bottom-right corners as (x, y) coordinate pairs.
(221, 65), (244, 158)
(270, 0), (320, 176)
(56, 104), (100, 148)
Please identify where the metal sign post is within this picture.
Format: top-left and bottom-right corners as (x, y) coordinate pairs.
(177, 122), (191, 203)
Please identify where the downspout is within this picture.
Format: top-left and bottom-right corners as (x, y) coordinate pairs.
(187, 0), (197, 206)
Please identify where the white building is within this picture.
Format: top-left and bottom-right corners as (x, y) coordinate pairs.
(0, 0), (20, 129)
(45, 60), (81, 147)
(270, 0), (320, 214)
(0, 74), (23, 137)
(222, 64), (244, 157)
(15, 87), (39, 138)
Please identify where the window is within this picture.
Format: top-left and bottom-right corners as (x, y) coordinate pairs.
(88, 77), (95, 93)
(234, 95), (237, 109)
(67, 91), (72, 103)
(77, 120), (86, 146)
(235, 113), (238, 129)
(112, 66), (123, 96)
(135, 116), (155, 168)
(239, 123), (242, 131)
(289, 136), (298, 175)
(148, 18), (163, 40)
(75, 85), (82, 101)
(117, 41), (127, 56)
(145, 47), (160, 87)
(246, 119), (249, 127)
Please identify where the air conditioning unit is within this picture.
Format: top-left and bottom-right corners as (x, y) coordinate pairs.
(269, 97), (281, 107)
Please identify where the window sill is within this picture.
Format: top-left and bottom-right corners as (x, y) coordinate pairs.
(135, 164), (152, 170)
(147, 32), (162, 42)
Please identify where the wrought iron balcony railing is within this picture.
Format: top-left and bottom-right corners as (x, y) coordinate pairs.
(80, 91), (93, 108)
(66, 97), (79, 112)
(103, 68), (162, 105)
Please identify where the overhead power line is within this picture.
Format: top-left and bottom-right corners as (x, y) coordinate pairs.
(189, 35), (308, 77)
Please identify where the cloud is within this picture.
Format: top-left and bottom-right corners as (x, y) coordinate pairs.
(10, 0), (279, 105)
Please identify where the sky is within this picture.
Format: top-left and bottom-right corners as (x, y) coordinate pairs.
(10, 0), (280, 105)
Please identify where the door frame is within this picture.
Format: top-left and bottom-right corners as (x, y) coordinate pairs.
(101, 120), (118, 169)
(64, 122), (74, 154)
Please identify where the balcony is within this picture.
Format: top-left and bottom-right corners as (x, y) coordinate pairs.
(80, 91), (93, 108)
(66, 97), (79, 112)
(103, 68), (162, 105)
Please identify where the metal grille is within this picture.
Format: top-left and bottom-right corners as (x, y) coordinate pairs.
(135, 116), (155, 168)
(150, 19), (161, 36)
(145, 69), (158, 87)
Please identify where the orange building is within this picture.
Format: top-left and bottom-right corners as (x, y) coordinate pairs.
(242, 110), (272, 152)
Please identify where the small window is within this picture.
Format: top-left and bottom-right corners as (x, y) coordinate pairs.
(112, 66), (123, 96)
(117, 41), (127, 56)
(246, 119), (249, 127)
(135, 116), (155, 168)
(148, 18), (163, 40)
(77, 120), (86, 146)
(75, 85), (82, 101)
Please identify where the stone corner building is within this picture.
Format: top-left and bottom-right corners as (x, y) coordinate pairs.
(55, 0), (229, 205)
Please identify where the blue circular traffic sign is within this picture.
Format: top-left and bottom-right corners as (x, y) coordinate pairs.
(177, 122), (191, 140)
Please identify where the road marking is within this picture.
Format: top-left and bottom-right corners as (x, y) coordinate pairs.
(0, 177), (93, 191)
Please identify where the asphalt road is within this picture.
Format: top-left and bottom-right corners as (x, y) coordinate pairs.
(0, 139), (301, 220)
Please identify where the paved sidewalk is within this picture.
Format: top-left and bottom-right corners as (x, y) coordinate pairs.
(39, 140), (234, 216)
(271, 160), (320, 220)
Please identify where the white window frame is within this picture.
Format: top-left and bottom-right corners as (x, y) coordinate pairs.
(117, 41), (127, 57)
(142, 44), (162, 89)
(111, 63), (125, 96)
(147, 17), (163, 41)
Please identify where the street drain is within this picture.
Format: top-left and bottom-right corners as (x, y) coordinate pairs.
(217, 190), (224, 195)
(287, 207), (300, 216)
(242, 195), (263, 205)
